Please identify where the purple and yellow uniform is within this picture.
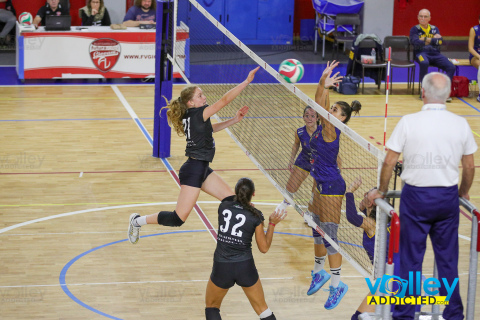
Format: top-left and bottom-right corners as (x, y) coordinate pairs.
(310, 125), (346, 196)
(294, 126), (314, 172)
(470, 25), (480, 62)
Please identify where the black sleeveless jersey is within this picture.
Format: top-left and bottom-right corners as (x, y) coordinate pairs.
(183, 105), (215, 162)
(213, 199), (264, 263)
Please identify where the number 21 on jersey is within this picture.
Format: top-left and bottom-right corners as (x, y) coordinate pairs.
(220, 209), (246, 237)
(182, 117), (191, 139)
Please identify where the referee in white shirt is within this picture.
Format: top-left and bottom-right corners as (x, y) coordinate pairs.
(369, 72), (477, 320)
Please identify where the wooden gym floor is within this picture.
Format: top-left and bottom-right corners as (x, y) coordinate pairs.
(0, 83), (479, 319)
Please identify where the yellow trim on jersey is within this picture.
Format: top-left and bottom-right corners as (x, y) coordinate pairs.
(420, 24), (431, 36)
(314, 187), (344, 197)
(293, 165), (310, 173)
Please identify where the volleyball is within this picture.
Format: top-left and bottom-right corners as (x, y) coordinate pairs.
(278, 59), (304, 83)
(19, 12), (33, 26)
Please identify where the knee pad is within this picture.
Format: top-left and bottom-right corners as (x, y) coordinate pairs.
(157, 210), (185, 227)
(311, 214), (324, 244)
(205, 307), (222, 320)
(320, 222), (339, 255)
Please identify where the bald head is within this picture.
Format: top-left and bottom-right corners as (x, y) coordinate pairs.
(421, 72), (451, 104)
(418, 9), (431, 28)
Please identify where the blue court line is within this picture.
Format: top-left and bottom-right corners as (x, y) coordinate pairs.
(458, 98), (480, 112)
(0, 118), (154, 122)
(60, 230), (363, 319)
(134, 118), (153, 145)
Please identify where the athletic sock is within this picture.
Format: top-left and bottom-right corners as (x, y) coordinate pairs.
(259, 308), (275, 319)
(205, 307), (222, 320)
(133, 216), (147, 227)
(157, 211), (184, 227)
(314, 255), (326, 273)
(330, 266), (341, 288)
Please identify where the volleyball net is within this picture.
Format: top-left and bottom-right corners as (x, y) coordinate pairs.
(161, 0), (396, 279)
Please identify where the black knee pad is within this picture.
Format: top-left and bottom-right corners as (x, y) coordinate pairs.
(205, 307), (222, 320)
(157, 210), (184, 227)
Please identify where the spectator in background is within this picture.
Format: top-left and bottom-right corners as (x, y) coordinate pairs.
(33, 0), (69, 28)
(468, 14), (480, 103)
(409, 9), (455, 101)
(123, 0), (155, 27)
(0, 0), (16, 45)
(79, 0), (111, 26)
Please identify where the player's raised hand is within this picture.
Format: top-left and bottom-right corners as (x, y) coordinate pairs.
(324, 71), (343, 89)
(270, 209), (287, 225)
(234, 105), (249, 123)
(245, 66), (260, 84)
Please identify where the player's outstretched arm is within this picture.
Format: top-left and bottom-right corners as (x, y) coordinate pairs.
(254, 209), (286, 253)
(204, 67), (260, 121)
(212, 106), (249, 133)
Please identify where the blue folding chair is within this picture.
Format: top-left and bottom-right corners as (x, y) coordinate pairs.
(312, 0), (364, 59)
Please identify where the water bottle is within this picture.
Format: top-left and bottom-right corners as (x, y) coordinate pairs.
(371, 48), (376, 63)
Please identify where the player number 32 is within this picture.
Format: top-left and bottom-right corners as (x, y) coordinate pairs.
(220, 209), (246, 237)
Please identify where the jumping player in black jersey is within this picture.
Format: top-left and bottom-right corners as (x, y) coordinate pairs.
(205, 177), (286, 320)
(127, 67), (260, 244)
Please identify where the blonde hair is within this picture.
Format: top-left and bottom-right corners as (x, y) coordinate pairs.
(161, 85), (198, 136)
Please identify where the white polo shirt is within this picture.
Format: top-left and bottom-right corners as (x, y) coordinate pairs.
(386, 103), (477, 187)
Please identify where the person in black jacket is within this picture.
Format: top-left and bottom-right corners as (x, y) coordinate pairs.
(127, 67), (260, 244)
(79, 0), (111, 26)
(205, 177), (286, 320)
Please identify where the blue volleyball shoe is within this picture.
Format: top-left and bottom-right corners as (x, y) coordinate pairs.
(307, 269), (331, 296)
(324, 281), (348, 310)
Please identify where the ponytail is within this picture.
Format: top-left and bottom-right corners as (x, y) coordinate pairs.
(234, 177), (263, 219)
(160, 85), (198, 136)
(336, 100), (362, 124)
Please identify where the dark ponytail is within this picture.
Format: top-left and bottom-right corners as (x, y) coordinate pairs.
(234, 177), (263, 219)
(336, 100), (362, 124)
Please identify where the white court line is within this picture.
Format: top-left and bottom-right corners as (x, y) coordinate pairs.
(0, 201), (273, 235)
(0, 201), (473, 242)
(0, 277), (294, 289)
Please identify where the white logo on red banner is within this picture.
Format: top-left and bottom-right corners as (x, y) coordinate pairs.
(89, 38), (121, 72)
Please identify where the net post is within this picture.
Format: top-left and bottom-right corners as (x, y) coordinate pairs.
(153, 0), (174, 158)
(459, 198), (479, 320)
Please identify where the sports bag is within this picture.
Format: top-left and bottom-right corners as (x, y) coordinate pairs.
(450, 76), (469, 97)
(338, 75), (361, 95)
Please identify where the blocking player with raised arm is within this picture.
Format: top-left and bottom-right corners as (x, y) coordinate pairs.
(205, 177), (286, 320)
(468, 14), (480, 102)
(306, 61), (361, 309)
(127, 67), (260, 244)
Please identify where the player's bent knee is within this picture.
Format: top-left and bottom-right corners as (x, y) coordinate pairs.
(320, 222), (339, 255)
(157, 210), (185, 227)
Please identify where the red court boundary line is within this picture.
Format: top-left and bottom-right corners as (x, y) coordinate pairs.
(460, 208), (473, 221)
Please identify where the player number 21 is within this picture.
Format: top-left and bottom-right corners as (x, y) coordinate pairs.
(220, 209), (245, 237)
(182, 118), (191, 139)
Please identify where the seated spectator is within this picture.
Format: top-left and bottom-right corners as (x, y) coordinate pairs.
(0, 0), (16, 45)
(409, 8), (455, 101)
(468, 14), (480, 103)
(33, 0), (69, 28)
(79, 0), (111, 26)
(123, 0), (155, 27)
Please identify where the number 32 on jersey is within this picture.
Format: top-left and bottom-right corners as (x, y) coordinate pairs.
(220, 209), (246, 237)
